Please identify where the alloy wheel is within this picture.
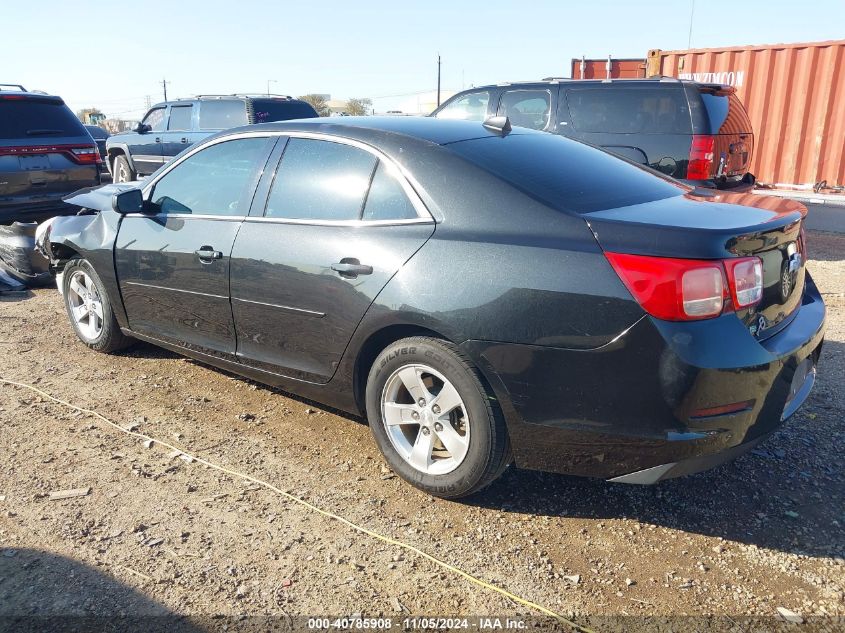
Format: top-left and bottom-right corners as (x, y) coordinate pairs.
(115, 161), (129, 183)
(67, 270), (104, 341)
(380, 363), (471, 475)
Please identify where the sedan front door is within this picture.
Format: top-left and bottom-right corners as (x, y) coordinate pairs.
(115, 135), (275, 357)
(229, 136), (434, 383)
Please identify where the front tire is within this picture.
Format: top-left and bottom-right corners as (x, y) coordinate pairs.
(62, 258), (132, 353)
(366, 337), (511, 498)
(112, 154), (135, 183)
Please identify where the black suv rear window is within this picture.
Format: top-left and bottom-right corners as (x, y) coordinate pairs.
(566, 87), (692, 134)
(0, 98), (86, 139)
(249, 99), (318, 123)
(699, 93), (752, 135)
(448, 132), (684, 214)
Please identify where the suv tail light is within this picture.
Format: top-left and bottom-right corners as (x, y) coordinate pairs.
(0, 143), (101, 164)
(68, 145), (101, 165)
(605, 252), (763, 321)
(687, 134), (715, 180)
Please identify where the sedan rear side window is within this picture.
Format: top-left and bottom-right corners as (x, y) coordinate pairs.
(199, 100), (248, 129)
(567, 88), (691, 134)
(150, 138), (269, 215)
(434, 91), (490, 121)
(265, 138), (377, 221)
(497, 90), (551, 130)
(363, 162), (419, 221)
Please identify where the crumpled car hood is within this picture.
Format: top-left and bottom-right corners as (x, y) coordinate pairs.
(62, 182), (141, 214)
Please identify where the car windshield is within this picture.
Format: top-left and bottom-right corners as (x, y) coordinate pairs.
(448, 132), (684, 214)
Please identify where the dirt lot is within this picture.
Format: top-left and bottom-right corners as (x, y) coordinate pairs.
(1, 231), (843, 630)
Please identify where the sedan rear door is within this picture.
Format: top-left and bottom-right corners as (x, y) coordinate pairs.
(229, 135), (435, 383)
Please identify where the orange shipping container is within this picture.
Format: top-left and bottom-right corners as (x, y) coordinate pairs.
(648, 40), (845, 188)
(570, 57), (645, 80)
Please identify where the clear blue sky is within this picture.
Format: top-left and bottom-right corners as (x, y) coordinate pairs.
(8, 0), (844, 118)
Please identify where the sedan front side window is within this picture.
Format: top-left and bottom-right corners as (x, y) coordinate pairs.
(149, 137), (269, 216)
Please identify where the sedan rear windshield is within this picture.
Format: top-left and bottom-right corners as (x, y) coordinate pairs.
(448, 132), (684, 214)
(0, 99), (86, 139)
(249, 99), (318, 123)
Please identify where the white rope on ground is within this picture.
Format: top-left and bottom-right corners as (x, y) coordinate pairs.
(1, 377), (595, 633)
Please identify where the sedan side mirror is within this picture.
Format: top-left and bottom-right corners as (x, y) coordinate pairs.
(112, 188), (144, 214)
(136, 123), (151, 134)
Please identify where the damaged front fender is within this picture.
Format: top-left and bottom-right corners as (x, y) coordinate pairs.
(40, 185), (132, 328)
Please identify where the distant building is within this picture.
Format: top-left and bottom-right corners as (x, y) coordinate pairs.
(102, 118), (138, 133)
(326, 99), (349, 115)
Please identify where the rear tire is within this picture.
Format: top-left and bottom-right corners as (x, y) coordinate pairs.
(112, 154), (135, 183)
(62, 258), (132, 353)
(366, 337), (511, 499)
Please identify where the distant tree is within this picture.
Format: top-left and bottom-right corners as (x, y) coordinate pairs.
(299, 94), (330, 117)
(346, 98), (372, 116)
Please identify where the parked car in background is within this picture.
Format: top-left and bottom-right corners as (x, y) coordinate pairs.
(432, 78), (756, 192)
(0, 84), (102, 224)
(84, 125), (109, 165)
(40, 117), (823, 498)
(106, 94), (319, 182)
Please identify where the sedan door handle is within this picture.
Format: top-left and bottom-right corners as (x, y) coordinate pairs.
(195, 247), (222, 262)
(331, 259), (373, 278)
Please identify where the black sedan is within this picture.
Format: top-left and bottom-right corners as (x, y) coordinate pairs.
(39, 117), (825, 498)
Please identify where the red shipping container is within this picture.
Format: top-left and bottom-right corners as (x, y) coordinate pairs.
(648, 40), (845, 188)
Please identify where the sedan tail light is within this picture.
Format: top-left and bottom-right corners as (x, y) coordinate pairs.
(605, 252), (763, 322)
(687, 134), (715, 180)
(724, 257), (763, 308)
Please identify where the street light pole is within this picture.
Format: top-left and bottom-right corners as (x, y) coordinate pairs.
(267, 79), (277, 96)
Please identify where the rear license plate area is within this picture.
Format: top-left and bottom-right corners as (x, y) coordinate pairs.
(19, 155), (51, 171)
(781, 357), (816, 420)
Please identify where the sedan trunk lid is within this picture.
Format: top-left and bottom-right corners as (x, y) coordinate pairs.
(584, 190), (807, 340)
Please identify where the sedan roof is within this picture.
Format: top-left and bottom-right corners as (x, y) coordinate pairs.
(236, 116), (540, 147)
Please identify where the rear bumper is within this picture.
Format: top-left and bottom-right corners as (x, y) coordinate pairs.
(462, 275), (826, 481)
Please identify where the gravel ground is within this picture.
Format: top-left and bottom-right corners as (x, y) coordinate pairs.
(0, 230), (843, 630)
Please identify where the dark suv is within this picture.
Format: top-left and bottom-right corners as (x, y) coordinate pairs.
(106, 94), (318, 182)
(0, 85), (101, 224)
(432, 78), (756, 191)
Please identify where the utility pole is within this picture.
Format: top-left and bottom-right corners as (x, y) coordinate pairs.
(436, 54), (441, 108)
(144, 95), (152, 110)
(161, 78), (169, 102)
